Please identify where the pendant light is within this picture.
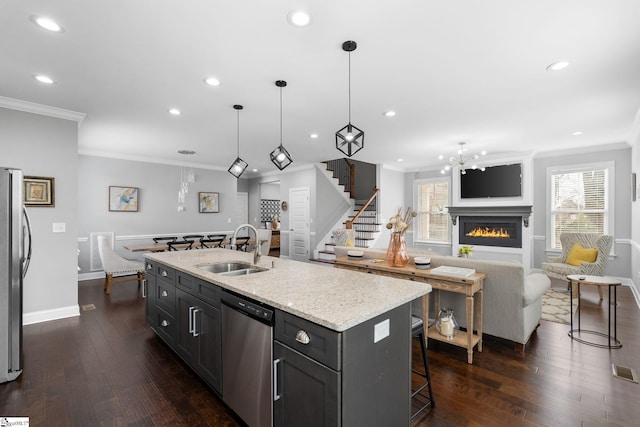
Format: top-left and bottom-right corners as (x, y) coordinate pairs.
(335, 40), (364, 157)
(228, 104), (248, 178)
(270, 80), (293, 170)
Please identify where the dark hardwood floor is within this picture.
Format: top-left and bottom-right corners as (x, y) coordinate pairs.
(1, 278), (638, 426)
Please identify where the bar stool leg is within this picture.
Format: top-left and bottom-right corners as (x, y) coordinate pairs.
(411, 329), (435, 419)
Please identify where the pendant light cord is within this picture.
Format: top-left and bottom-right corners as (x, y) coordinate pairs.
(236, 109), (240, 157)
(280, 86), (283, 146)
(348, 51), (351, 123)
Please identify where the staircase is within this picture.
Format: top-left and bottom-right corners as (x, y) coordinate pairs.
(314, 160), (380, 264)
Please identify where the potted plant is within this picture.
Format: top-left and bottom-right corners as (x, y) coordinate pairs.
(458, 245), (473, 258)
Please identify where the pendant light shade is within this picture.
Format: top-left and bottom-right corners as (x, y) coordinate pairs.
(336, 40), (364, 157)
(228, 104), (248, 178)
(270, 80), (293, 170)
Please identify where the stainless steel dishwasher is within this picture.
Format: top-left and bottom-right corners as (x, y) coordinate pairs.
(221, 290), (274, 427)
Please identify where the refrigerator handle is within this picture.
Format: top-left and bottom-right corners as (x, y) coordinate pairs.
(22, 205), (32, 278)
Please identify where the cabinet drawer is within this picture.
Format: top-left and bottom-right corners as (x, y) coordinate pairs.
(176, 271), (196, 292)
(154, 307), (176, 346)
(194, 279), (220, 308)
(145, 260), (156, 276)
(155, 278), (176, 315)
(156, 264), (175, 281)
(275, 311), (341, 371)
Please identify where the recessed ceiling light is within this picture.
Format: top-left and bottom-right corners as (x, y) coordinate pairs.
(309, 133), (319, 139)
(252, 169), (258, 172)
(546, 61), (570, 71)
(30, 15), (63, 32)
(572, 131), (584, 135)
(397, 158), (404, 162)
(204, 76), (220, 86)
(169, 108), (181, 115)
(288, 10), (311, 27)
(34, 74), (54, 84)
(384, 110), (396, 117)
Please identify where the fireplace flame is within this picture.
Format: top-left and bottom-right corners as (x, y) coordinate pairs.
(466, 227), (511, 238)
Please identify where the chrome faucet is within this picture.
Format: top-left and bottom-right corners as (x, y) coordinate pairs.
(231, 223), (261, 265)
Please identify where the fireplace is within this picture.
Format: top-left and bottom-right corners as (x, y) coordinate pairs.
(459, 216), (522, 248)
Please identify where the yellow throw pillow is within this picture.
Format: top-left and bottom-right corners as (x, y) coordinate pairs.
(566, 243), (598, 266)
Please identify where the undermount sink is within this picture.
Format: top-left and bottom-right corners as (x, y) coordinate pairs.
(196, 262), (266, 276)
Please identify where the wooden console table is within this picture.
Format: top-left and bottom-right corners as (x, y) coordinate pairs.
(334, 257), (486, 364)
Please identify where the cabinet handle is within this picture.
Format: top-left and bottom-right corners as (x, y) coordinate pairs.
(161, 290), (168, 297)
(273, 358), (281, 401)
(161, 270), (168, 277)
(188, 306), (195, 334)
(142, 279), (147, 298)
(295, 330), (311, 345)
(192, 308), (201, 337)
(160, 320), (169, 327)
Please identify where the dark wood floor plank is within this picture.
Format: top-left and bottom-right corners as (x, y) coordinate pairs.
(1, 279), (638, 426)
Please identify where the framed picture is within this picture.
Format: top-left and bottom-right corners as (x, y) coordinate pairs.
(199, 192), (219, 213)
(109, 186), (139, 212)
(24, 176), (55, 207)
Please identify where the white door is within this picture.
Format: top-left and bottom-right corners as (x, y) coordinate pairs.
(289, 187), (310, 262)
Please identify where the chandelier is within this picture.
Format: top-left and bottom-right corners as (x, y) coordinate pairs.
(177, 149), (196, 211)
(439, 142), (487, 174)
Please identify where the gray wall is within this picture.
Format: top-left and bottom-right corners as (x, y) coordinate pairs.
(532, 147), (632, 278)
(631, 134), (640, 296)
(373, 166), (407, 249)
(77, 155), (239, 272)
(1, 107), (79, 323)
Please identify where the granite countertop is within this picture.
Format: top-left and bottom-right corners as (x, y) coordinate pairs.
(145, 249), (431, 332)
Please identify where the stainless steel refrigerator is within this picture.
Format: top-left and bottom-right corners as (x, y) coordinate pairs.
(1, 167), (32, 384)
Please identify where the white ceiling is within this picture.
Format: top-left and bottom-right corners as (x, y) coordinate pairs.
(2, 1), (640, 176)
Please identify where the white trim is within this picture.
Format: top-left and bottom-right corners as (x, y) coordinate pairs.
(534, 142), (630, 159)
(533, 235), (545, 240)
(77, 231), (237, 242)
(0, 96), (86, 123)
(23, 305), (80, 325)
(79, 271), (105, 281)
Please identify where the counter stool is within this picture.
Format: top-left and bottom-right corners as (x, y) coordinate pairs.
(411, 315), (435, 419)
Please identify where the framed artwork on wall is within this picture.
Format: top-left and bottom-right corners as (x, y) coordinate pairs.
(109, 186), (139, 212)
(199, 192), (219, 213)
(24, 176), (55, 207)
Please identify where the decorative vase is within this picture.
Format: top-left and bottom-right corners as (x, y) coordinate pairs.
(435, 308), (458, 339)
(271, 219), (278, 230)
(386, 232), (409, 267)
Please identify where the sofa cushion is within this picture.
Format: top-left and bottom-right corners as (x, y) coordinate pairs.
(523, 273), (551, 306)
(566, 243), (598, 266)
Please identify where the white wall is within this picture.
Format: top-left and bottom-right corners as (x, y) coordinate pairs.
(0, 107), (80, 324)
(77, 155), (239, 272)
(373, 166), (406, 248)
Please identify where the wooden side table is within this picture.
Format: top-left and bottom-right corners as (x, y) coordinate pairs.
(567, 274), (622, 349)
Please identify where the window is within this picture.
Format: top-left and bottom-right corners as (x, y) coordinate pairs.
(548, 162), (614, 250)
(414, 178), (450, 243)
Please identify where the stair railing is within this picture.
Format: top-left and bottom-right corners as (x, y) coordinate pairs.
(324, 158), (355, 199)
(346, 187), (379, 230)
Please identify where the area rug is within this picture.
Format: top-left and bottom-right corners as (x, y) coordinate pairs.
(541, 288), (578, 325)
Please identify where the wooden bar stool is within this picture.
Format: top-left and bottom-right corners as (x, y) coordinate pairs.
(411, 315), (435, 419)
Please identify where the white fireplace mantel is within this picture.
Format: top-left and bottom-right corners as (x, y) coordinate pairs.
(447, 205), (533, 227)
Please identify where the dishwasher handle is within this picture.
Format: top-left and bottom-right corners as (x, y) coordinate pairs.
(273, 358), (282, 401)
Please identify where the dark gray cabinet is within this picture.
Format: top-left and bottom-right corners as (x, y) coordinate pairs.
(176, 287), (222, 393)
(145, 264), (222, 394)
(274, 304), (411, 426)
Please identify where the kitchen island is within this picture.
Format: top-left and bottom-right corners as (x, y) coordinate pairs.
(144, 248), (430, 427)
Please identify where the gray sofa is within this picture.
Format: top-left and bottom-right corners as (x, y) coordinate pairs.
(334, 246), (550, 349)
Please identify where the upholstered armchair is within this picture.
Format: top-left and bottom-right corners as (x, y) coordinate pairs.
(541, 233), (613, 299)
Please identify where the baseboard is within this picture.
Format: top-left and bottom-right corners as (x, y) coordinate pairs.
(23, 305), (80, 325)
(79, 271), (104, 281)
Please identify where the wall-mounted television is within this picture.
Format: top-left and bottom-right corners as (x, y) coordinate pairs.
(460, 163), (522, 198)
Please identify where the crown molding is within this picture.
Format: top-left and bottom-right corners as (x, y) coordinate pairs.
(0, 96), (86, 123)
